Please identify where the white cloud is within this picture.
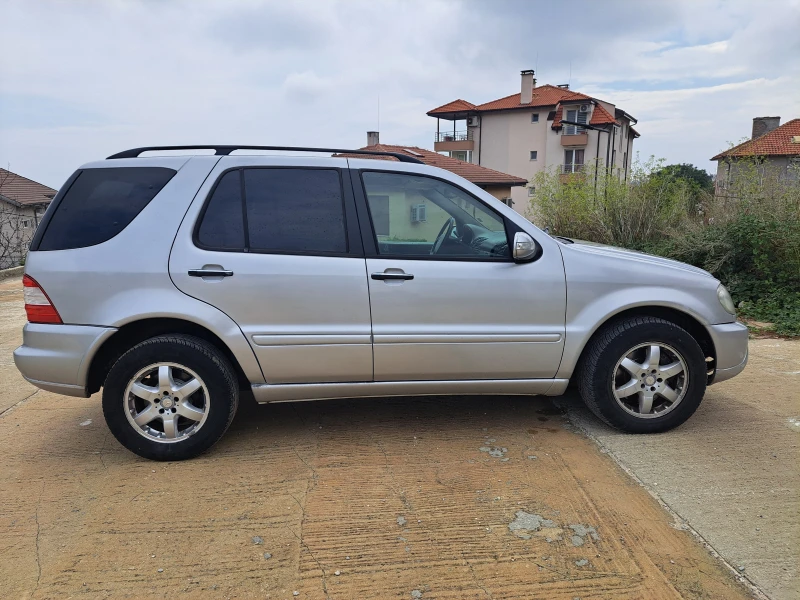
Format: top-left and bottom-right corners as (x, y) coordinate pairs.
(0, 0), (798, 186)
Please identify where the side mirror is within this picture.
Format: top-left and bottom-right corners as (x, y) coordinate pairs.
(512, 232), (538, 262)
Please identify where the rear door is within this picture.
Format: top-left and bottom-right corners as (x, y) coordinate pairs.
(170, 156), (373, 384)
(352, 168), (566, 381)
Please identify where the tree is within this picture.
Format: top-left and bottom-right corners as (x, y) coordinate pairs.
(651, 163), (713, 193)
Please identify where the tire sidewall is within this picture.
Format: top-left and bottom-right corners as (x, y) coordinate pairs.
(103, 336), (237, 460)
(587, 320), (707, 433)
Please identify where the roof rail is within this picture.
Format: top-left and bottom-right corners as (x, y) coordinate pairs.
(106, 145), (424, 164)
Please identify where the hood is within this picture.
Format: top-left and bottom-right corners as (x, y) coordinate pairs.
(563, 239), (714, 278)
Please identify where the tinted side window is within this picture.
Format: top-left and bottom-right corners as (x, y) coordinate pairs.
(38, 167), (175, 251)
(244, 169), (346, 254)
(196, 170), (245, 250)
(361, 172), (510, 259)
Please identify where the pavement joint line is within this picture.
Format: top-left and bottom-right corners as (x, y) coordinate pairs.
(558, 402), (772, 600)
(0, 388), (40, 419)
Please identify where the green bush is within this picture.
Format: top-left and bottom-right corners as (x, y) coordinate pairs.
(530, 157), (800, 336)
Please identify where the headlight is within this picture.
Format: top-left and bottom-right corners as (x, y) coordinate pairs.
(717, 284), (736, 315)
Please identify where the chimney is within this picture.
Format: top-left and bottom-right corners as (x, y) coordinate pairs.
(557, 84), (570, 90)
(367, 131), (379, 146)
(752, 117), (780, 139)
(520, 70), (536, 104)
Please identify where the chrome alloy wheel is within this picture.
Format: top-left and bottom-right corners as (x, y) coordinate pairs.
(612, 343), (688, 419)
(124, 363), (210, 443)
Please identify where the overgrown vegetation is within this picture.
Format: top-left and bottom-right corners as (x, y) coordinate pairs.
(529, 157), (800, 336)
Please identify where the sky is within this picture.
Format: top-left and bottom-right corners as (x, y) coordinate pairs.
(1, 0), (799, 189)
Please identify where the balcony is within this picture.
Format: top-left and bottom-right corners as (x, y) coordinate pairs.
(559, 163), (585, 183)
(561, 132), (588, 146)
(434, 130), (474, 152)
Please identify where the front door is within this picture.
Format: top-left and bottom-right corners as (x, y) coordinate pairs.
(170, 156), (372, 384)
(355, 170), (566, 382)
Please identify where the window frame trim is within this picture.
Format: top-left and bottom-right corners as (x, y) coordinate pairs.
(353, 168), (519, 263)
(192, 165), (361, 258)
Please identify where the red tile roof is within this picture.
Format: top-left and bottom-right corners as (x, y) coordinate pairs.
(551, 100), (618, 130)
(427, 99), (476, 116)
(429, 85), (594, 117)
(589, 103), (617, 126)
(712, 119), (800, 160)
(0, 168), (57, 207)
(339, 145), (527, 186)
(476, 86), (592, 112)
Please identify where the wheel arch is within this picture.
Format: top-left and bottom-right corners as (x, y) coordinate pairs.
(567, 305), (716, 384)
(86, 317), (252, 395)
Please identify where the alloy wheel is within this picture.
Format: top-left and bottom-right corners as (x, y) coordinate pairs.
(124, 362), (210, 443)
(612, 343), (688, 419)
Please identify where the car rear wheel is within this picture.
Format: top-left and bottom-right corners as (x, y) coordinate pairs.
(102, 334), (238, 460)
(578, 316), (707, 433)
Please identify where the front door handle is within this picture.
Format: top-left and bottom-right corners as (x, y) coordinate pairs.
(371, 272), (414, 281)
(188, 269), (234, 277)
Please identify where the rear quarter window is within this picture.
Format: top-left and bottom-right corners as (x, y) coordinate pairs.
(37, 167), (176, 251)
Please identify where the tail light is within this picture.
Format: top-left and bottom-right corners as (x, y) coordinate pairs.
(23, 275), (63, 324)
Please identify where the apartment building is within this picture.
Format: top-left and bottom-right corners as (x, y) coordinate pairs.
(428, 70), (639, 211)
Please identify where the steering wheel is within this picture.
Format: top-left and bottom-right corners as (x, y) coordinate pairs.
(430, 217), (456, 255)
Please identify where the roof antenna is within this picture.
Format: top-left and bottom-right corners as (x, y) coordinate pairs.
(568, 59), (572, 87)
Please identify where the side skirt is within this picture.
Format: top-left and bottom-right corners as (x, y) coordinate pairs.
(251, 378), (570, 404)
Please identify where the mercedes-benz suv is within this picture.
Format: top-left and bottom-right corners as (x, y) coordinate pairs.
(14, 145), (748, 460)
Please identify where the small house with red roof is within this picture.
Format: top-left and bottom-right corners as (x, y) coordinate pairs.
(711, 117), (800, 194)
(0, 168), (56, 267)
(427, 70), (639, 211)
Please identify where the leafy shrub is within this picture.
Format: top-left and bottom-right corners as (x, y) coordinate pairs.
(530, 157), (800, 336)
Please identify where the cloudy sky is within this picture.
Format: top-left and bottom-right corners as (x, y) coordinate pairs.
(1, 0), (799, 188)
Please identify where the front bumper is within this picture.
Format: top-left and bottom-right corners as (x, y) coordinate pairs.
(707, 321), (749, 384)
(13, 323), (117, 398)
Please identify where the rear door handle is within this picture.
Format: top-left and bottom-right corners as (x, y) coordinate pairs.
(188, 269), (234, 277)
(371, 272), (414, 281)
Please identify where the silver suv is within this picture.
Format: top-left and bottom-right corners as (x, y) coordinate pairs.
(14, 145), (748, 460)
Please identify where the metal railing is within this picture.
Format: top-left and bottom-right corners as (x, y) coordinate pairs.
(561, 164), (586, 174)
(562, 125), (587, 135)
(435, 130), (473, 143)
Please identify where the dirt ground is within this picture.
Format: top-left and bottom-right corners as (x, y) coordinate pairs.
(0, 275), (780, 599)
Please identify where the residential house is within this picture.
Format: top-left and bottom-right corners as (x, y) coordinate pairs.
(337, 134), (527, 242)
(0, 168), (56, 268)
(711, 117), (800, 194)
(427, 70), (639, 212)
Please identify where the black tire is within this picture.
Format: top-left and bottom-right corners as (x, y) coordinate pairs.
(577, 316), (707, 433)
(102, 334), (239, 460)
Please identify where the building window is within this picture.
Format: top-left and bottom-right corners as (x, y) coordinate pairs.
(531, 113), (539, 123)
(564, 149), (585, 173)
(21, 219), (32, 228)
(528, 186), (536, 197)
(501, 198), (514, 207)
(564, 108), (588, 135)
(529, 151), (538, 161)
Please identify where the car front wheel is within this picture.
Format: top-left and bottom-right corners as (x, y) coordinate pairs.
(578, 316), (707, 433)
(102, 334), (239, 460)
